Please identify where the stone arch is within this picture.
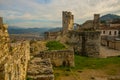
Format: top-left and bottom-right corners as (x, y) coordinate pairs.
(63, 60), (70, 66)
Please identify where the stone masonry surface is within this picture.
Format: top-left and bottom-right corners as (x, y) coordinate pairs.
(0, 17), (30, 80)
(35, 50), (75, 67)
(68, 31), (101, 57)
(5, 41), (30, 80)
(27, 58), (54, 80)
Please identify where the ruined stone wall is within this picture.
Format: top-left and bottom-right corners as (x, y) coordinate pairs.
(27, 58), (54, 80)
(101, 39), (120, 50)
(35, 50), (74, 67)
(115, 41), (120, 50)
(68, 31), (101, 57)
(0, 17), (10, 80)
(44, 31), (61, 40)
(5, 41), (30, 80)
(81, 20), (94, 29)
(83, 31), (101, 57)
(30, 41), (47, 56)
(81, 14), (100, 30)
(0, 17), (30, 80)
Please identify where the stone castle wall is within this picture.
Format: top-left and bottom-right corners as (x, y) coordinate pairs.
(0, 17), (30, 80)
(81, 14), (100, 30)
(68, 31), (101, 57)
(101, 38), (120, 50)
(5, 41), (30, 80)
(0, 17), (10, 80)
(27, 58), (54, 80)
(44, 31), (61, 40)
(35, 50), (74, 67)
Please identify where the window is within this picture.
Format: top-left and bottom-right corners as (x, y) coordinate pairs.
(103, 31), (105, 34)
(114, 31), (117, 35)
(109, 31), (111, 35)
(119, 31), (120, 35)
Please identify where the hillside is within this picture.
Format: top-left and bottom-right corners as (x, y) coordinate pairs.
(8, 26), (62, 34)
(100, 14), (120, 21)
(8, 27), (50, 34)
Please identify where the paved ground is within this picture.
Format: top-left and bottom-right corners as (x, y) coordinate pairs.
(100, 46), (120, 58)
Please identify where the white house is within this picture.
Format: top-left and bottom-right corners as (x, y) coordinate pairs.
(99, 26), (120, 37)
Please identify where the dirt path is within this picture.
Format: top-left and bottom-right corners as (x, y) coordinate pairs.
(100, 46), (120, 58)
(55, 68), (120, 80)
(55, 69), (108, 80)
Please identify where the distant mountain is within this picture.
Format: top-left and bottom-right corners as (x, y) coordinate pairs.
(47, 27), (62, 32)
(100, 14), (120, 21)
(8, 26), (62, 35)
(8, 26), (50, 34)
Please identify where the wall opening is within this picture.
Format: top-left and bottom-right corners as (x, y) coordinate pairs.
(119, 31), (120, 35)
(103, 31), (105, 34)
(114, 31), (117, 35)
(107, 41), (109, 47)
(109, 31), (111, 35)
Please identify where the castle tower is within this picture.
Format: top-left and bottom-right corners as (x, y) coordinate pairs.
(93, 14), (100, 30)
(62, 11), (74, 34)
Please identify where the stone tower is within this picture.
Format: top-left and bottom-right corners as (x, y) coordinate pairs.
(62, 11), (74, 34)
(93, 14), (100, 30)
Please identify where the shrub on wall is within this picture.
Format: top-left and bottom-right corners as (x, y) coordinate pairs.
(46, 41), (66, 50)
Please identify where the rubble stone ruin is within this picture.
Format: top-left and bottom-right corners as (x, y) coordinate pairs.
(36, 50), (74, 67)
(68, 31), (101, 57)
(44, 11), (101, 57)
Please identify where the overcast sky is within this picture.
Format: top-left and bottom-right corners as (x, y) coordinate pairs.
(0, 0), (120, 28)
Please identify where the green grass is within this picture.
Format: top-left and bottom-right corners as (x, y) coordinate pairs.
(73, 55), (120, 70)
(54, 55), (120, 79)
(46, 41), (66, 50)
(26, 77), (33, 80)
(54, 55), (120, 70)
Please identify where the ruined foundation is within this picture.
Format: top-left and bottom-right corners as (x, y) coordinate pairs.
(35, 50), (74, 67)
(68, 31), (101, 57)
(27, 58), (54, 80)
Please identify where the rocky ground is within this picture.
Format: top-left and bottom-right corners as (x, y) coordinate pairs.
(27, 57), (54, 80)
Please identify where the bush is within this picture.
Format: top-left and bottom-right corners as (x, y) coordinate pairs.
(46, 41), (66, 50)
(26, 77), (33, 80)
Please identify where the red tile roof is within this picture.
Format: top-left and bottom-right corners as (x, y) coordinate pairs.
(99, 25), (120, 30)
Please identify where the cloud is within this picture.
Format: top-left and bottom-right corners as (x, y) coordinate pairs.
(0, 0), (120, 28)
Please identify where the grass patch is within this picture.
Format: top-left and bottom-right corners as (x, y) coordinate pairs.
(54, 67), (71, 80)
(26, 77), (33, 80)
(54, 55), (120, 70)
(54, 55), (120, 80)
(54, 72), (60, 80)
(73, 55), (120, 70)
(46, 41), (66, 50)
